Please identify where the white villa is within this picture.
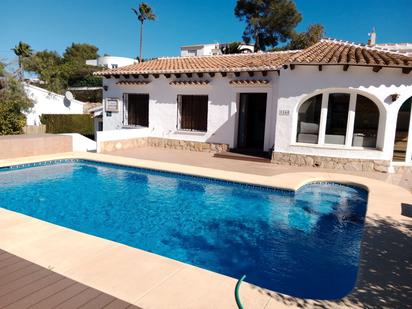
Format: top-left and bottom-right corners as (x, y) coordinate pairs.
(94, 39), (412, 173)
(181, 43), (254, 57)
(86, 55), (137, 69)
(23, 84), (85, 126)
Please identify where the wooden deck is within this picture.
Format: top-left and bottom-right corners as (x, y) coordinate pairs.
(0, 249), (141, 309)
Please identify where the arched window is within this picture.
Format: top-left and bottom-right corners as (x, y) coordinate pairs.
(296, 94), (322, 144)
(295, 91), (381, 149)
(352, 95), (379, 148)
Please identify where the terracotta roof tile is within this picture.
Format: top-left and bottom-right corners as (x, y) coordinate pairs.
(95, 51), (298, 76)
(229, 79), (270, 86)
(95, 39), (412, 77)
(169, 80), (210, 86)
(116, 80), (150, 85)
(290, 39), (412, 68)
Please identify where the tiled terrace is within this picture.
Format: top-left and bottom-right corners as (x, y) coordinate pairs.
(103, 147), (412, 191)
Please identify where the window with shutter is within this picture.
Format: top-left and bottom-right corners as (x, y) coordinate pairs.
(179, 95), (208, 131)
(126, 94), (149, 127)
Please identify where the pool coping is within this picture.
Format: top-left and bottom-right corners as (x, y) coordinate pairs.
(0, 152), (411, 309)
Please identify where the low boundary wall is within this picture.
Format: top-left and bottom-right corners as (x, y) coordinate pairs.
(0, 134), (72, 160)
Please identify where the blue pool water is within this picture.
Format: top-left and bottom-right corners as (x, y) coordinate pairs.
(0, 160), (367, 299)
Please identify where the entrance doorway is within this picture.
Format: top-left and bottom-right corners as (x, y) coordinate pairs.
(237, 93), (267, 152)
(393, 97), (412, 161)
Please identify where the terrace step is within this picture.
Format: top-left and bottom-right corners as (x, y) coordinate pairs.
(214, 150), (271, 163)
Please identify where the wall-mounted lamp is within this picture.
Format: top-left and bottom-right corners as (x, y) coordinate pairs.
(391, 93), (400, 102)
(103, 85), (108, 91)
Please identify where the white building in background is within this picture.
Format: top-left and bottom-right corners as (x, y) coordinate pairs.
(366, 29), (412, 56)
(180, 43), (254, 57)
(23, 84), (85, 126)
(86, 56), (137, 69)
(375, 43), (412, 56)
(94, 39), (412, 172)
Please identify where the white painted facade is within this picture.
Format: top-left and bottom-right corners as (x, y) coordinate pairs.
(86, 56), (137, 69)
(275, 65), (412, 161)
(100, 66), (412, 164)
(24, 84), (85, 126)
(101, 72), (277, 151)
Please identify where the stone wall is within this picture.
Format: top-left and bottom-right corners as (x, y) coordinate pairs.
(100, 137), (229, 153)
(0, 134), (72, 160)
(392, 165), (412, 174)
(272, 151), (391, 173)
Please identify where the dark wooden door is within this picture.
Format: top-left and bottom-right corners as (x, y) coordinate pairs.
(237, 93), (267, 150)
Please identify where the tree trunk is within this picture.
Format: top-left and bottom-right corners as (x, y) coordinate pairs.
(254, 28), (260, 52)
(18, 57), (23, 81)
(139, 20), (144, 62)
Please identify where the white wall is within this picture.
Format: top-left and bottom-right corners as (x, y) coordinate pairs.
(180, 44), (254, 56)
(24, 84), (85, 125)
(62, 133), (96, 152)
(275, 65), (412, 161)
(86, 56), (137, 68)
(102, 72), (278, 151)
(180, 44), (218, 57)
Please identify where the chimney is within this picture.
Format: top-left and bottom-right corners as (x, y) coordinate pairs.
(368, 27), (376, 46)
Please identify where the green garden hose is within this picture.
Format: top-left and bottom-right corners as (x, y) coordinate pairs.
(235, 275), (246, 309)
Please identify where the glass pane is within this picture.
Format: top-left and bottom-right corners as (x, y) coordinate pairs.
(296, 94), (322, 144)
(393, 97), (412, 161)
(352, 95), (379, 148)
(325, 93), (350, 145)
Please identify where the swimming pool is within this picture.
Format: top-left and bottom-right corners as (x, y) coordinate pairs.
(0, 160), (367, 299)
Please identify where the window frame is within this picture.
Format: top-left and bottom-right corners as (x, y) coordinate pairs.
(293, 89), (382, 150)
(296, 93), (322, 144)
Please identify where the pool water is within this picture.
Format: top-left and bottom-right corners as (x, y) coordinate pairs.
(0, 160), (367, 299)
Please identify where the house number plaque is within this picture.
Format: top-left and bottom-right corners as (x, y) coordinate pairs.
(105, 99), (119, 112)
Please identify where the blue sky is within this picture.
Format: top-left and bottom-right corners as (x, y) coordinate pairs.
(2, 0), (412, 65)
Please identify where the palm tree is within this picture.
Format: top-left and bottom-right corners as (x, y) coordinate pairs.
(11, 41), (33, 79)
(132, 3), (156, 62)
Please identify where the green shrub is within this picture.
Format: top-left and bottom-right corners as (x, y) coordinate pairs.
(71, 89), (102, 103)
(0, 74), (33, 135)
(68, 75), (102, 87)
(40, 114), (93, 136)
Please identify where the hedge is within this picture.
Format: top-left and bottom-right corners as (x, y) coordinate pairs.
(40, 114), (94, 136)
